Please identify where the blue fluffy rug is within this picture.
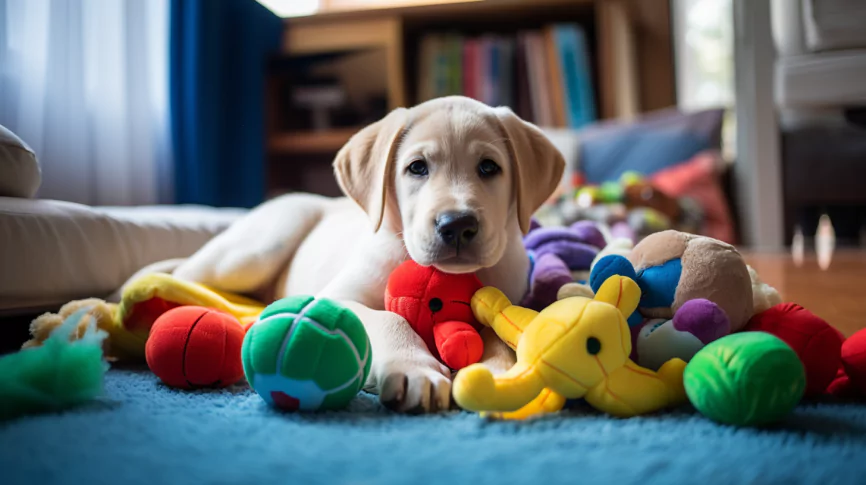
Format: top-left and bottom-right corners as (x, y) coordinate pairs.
(2, 368), (866, 485)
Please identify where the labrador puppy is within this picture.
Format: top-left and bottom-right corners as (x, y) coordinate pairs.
(169, 96), (564, 413)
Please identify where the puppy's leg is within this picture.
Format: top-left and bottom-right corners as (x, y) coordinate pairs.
(339, 300), (452, 414)
(478, 327), (517, 375)
(174, 194), (327, 294)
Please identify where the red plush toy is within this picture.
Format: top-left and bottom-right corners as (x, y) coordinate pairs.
(145, 306), (246, 389)
(385, 260), (484, 370)
(827, 328), (866, 398)
(744, 302), (844, 396)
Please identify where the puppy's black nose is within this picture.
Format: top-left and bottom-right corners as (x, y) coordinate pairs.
(436, 211), (479, 248)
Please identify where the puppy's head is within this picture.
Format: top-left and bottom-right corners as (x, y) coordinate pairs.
(334, 96), (564, 273)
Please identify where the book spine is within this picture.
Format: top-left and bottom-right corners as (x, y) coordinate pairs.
(488, 37), (500, 106)
(557, 25), (580, 128)
(449, 35), (463, 96)
(527, 33), (552, 127)
(463, 39), (477, 100)
(572, 25), (597, 125)
(418, 35), (435, 102)
(499, 37), (515, 109)
(543, 26), (567, 127)
(514, 32), (534, 122)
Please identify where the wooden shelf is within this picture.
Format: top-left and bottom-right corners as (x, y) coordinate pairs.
(269, 128), (359, 154)
(286, 0), (594, 25)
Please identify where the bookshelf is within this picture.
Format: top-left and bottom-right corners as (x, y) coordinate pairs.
(265, 0), (675, 197)
(269, 128), (358, 154)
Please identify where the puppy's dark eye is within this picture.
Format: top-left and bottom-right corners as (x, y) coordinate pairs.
(478, 159), (501, 178)
(407, 160), (428, 176)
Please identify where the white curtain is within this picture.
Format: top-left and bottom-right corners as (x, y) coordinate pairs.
(0, 0), (172, 206)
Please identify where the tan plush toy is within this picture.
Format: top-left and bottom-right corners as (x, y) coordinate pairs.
(568, 230), (755, 370)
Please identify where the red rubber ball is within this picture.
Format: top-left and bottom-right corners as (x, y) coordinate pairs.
(145, 306), (246, 389)
(745, 302), (843, 396)
(841, 328), (866, 389)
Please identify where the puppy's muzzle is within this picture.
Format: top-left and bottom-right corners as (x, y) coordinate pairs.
(435, 211), (479, 249)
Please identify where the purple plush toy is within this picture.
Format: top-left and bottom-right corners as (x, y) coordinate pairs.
(521, 220), (604, 311)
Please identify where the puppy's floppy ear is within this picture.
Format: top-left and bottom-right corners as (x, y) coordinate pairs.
(493, 107), (565, 234)
(334, 108), (408, 232)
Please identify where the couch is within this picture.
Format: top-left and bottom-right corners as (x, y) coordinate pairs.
(0, 126), (246, 322)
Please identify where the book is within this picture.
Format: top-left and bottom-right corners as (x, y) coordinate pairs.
(478, 35), (495, 107)
(418, 34), (438, 102)
(514, 32), (533, 122)
(555, 24), (596, 128)
(463, 38), (480, 101)
(498, 36), (515, 108)
(433, 35), (449, 98)
(571, 25), (597, 126)
(525, 32), (553, 127)
(444, 34), (463, 96)
(543, 25), (567, 127)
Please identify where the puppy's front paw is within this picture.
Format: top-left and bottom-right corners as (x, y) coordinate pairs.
(373, 356), (451, 414)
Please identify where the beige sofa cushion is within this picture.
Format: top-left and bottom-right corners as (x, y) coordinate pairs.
(0, 197), (246, 314)
(0, 124), (41, 198)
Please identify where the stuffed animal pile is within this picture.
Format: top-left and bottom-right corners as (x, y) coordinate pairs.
(533, 171), (704, 241)
(10, 221), (866, 427)
(474, 222), (866, 425)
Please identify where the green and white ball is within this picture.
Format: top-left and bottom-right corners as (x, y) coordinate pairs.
(242, 295), (372, 411)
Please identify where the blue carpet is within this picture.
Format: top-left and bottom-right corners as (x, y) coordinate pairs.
(2, 368), (866, 485)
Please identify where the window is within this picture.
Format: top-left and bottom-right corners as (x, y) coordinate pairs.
(673, 0), (736, 158)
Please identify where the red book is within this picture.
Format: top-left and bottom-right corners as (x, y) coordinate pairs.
(463, 38), (479, 100)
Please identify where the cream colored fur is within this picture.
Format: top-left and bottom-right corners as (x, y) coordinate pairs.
(152, 97), (565, 413)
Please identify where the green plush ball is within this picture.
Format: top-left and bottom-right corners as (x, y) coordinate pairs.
(599, 181), (624, 203)
(242, 295), (372, 412)
(684, 332), (805, 427)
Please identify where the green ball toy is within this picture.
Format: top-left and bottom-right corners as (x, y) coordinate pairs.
(242, 295), (372, 412)
(684, 332), (805, 427)
(599, 181), (624, 203)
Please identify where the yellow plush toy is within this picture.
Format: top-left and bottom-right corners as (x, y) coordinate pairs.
(25, 273), (265, 361)
(453, 275), (688, 419)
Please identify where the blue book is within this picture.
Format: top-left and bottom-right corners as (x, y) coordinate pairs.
(571, 25), (596, 126)
(555, 25), (596, 128)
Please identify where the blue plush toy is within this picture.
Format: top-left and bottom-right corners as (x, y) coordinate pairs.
(588, 230), (753, 370)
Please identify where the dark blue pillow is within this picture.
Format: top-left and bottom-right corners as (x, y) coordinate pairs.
(577, 108), (725, 184)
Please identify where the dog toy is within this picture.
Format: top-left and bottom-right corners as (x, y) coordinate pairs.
(827, 328), (866, 398)
(744, 303), (843, 396)
(385, 260), (484, 370)
(1, 306), (109, 421)
(242, 295), (371, 412)
(145, 306), (246, 389)
(633, 299), (730, 371)
(453, 275), (687, 419)
(586, 230), (751, 369)
(685, 332), (805, 426)
(25, 273), (266, 361)
(520, 220), (603, 311)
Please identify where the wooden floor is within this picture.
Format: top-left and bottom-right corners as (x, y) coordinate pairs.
(745, 249), (866, 337)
